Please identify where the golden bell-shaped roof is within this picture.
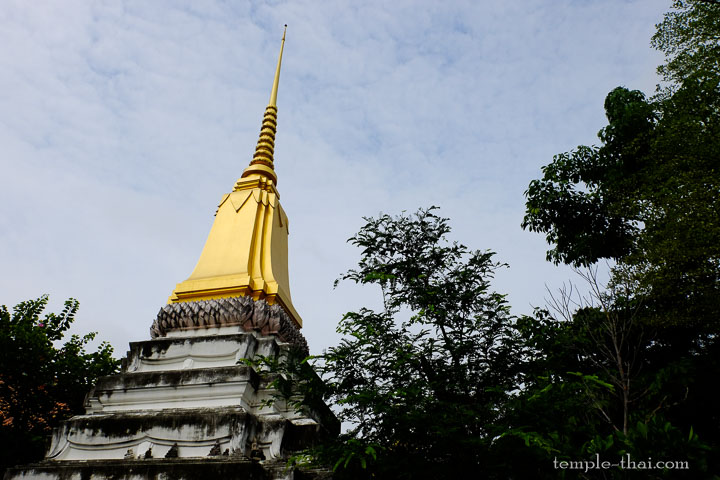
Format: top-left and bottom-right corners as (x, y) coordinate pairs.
(168, 25), (302, 328)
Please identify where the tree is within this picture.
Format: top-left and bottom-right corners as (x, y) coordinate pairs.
(503, 273), (715, 479)
(0, 296), (119, 476)
(519, 1), (720, 475)
(300, 208), (524, 479)
(263, 207), (717, 478)
(652, 0), (720, 87)
(522, 1), (720, 330)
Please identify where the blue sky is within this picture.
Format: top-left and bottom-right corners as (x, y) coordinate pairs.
(0, 0), (668, 354)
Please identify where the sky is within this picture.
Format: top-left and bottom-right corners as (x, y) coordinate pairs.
(0, 0), (669, 356)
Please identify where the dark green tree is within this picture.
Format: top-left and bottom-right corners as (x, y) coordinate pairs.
(260, 207), (716, 478)
(522, 1), (720, 331)
(652, 0), (720, 87)
(309, 208), (524, 479)
(502, 275), (715, 479)
(520, 1), (720, 476)
(0, 296), (119, 476)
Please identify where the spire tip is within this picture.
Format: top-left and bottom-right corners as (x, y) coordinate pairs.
(269, 26), (286, 107)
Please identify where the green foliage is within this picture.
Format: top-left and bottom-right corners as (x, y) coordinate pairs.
(254, 206), (719, 478)
(0, 296), (119, 475)
(502, 304), (717, 479)
(522, 0), (720, 330)
(522, 81), (719, 276)
(240, 346), (330, 419)
(652, 0), (720, 87)
(519, 5), (720, 475)
(311, 208), (524, 479)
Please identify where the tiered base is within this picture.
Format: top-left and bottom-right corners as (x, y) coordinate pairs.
(4, 309), (337, 480)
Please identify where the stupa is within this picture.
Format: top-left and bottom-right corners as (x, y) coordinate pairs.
(5, 27), (337, 480)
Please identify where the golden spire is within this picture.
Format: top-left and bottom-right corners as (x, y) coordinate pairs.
(241, 25), (287, 185)
(269, 25), (286, 107)
(168, 25), (303, 329)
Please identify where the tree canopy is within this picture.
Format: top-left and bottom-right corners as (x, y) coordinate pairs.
(652, 0), (720, 86)
(315, 208), (522, 479)
(0, 296), (119, 476)
(522, 0), (720, 330)
(264, 206), (716, 479)
(516, 0), (720, 476)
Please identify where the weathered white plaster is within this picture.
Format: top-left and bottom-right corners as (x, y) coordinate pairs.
(88, 377), (255, 413)
(41, 332), (319, 465)
(126, 334), (257, 373)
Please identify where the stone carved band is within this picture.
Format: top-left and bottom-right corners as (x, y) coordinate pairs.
(151, 297), (308, 354)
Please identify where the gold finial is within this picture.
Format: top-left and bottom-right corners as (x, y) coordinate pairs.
(167, 24), (303, 331)
(241, 25), (287, 185)
(269, 25), (287, 107)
